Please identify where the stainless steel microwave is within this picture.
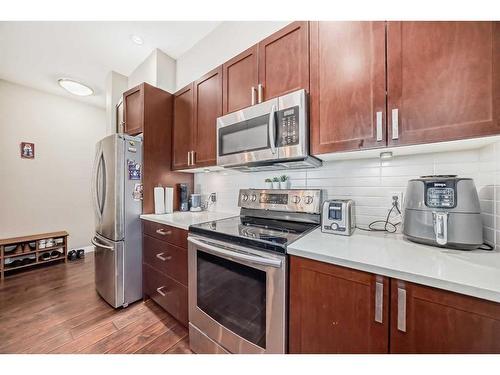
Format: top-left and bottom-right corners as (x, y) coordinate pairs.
(216, 89), (321, 171)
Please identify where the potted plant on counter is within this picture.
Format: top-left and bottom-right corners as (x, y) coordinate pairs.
(272, 177), (280, 189)
(265, 178), (273, 189)
(279, 175), (290, 189)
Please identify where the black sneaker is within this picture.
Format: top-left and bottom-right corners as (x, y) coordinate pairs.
(76, 249), (85, 259)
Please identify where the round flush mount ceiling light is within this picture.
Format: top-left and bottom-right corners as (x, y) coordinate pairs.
(58, 79), (94, 96)
(131, 34), (144, 45)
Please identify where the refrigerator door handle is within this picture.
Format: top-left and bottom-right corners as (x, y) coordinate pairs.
(92, 145), (103, 220)
(91, 236), (114, 250)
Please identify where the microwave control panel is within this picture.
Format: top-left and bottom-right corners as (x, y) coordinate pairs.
(276, 106), (300, 147)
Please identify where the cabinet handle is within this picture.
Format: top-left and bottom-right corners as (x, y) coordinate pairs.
(391, 108), (399, 140)
(187, 151), (191, 166)
(156, 252), (172, 261)
(257, 83), (264, 103)
(397, 287), (407, 332)
(251, 86), (256, 105)
(155, 229), (171, 236)
(374, 281), (383, 323)
(191, 151), (196, 165)
(376, 111), (383, 142)
(156, 286), (167, 297)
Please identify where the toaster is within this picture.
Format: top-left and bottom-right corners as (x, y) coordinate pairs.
(403, 175), (483, 250)
(321, 199), (355, 235)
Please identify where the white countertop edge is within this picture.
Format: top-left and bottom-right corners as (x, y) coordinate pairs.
(287, 248), (500, 303)
(140, 215), (189, 230)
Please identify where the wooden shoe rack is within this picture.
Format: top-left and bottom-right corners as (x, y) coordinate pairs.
(0, 231), (69, 280)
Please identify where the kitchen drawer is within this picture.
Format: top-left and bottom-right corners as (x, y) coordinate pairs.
(143, 234), (187, 286)
(142, 220), (188, 248)
(143, 263), (188, 327)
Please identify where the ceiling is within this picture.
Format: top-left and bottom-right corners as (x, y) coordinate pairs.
(0, 21), (221, 108)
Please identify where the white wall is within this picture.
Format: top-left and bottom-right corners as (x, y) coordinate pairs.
(195, 142), (500, 250)
(105, 70), (128, 135)
(128, 49), (176, 93)
(176, 21), (290, 89)
(0, 80), (106, 249)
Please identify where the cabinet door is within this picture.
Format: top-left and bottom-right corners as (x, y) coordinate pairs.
(193, 66), (222, 167)
(310, 21), (387, 154)
(172, 83), (194, 170)
(289, 256), (389, 353)
(390, 280), (500, 353)
(258, 21), (309, 101)
(222, 45), (259, 114)
(387, 21), (500, 146)
(123, 84), (144, 135)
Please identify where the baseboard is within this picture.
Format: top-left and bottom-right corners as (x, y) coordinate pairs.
(70, 245), (94, 253)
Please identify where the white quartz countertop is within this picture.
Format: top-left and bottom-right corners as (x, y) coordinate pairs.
(288, 229), (500, 303)
(140, 211), (237, 231)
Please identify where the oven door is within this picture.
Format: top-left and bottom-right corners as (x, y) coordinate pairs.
(188, 235), (286, 354)
(217, 98), (279, 167)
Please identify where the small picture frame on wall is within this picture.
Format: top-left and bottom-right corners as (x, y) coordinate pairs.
(20, 142), (35, 159)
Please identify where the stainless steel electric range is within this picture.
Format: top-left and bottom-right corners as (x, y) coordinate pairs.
(187, 189), (322, 354)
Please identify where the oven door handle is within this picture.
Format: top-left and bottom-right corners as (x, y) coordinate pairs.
(188, 237), (282, 268)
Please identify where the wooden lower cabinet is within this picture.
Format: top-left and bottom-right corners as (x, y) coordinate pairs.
(289, 256), (390, 353)
(390, 279), (500, 353)
(142, 221), (189, 327)
(289, 256), (500, 354)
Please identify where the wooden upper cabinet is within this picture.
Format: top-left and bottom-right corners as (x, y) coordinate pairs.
(387, 21), (500, 146)
(193, 66), (222, 167)
(310, 21), (387, 155)
(258, 21), (309, 101)
(390, 279), (500, 353)
(123, 84), (144, 135)
(289, 256), (389, 354)
(222, 45), (259, 114)
(172, 83), (194, 170)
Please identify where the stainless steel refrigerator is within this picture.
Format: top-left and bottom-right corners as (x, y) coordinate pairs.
(91, 134), (143, 308)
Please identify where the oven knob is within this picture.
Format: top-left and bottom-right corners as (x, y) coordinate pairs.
(304, 196), (314, 205)
(251, 194), (257, 202)
(291, 195), (301, 204)
(241, 194), (248, 201)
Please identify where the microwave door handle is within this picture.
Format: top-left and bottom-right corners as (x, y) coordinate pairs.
(188, 237), (282, 268)
(268, 104), (277, 154)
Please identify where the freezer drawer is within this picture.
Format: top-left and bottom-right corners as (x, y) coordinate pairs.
(92, 234), (124, 308)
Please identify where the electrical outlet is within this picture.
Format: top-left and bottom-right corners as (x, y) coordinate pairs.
(390, 191), (403, 210)
(209, 192), (217, 203)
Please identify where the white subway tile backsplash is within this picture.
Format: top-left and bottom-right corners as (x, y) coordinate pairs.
(196, 141), (500, 249)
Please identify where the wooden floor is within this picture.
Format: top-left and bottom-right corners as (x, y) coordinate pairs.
(0, 253), (192, 354)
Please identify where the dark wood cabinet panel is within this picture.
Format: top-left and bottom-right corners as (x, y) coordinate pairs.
(390, 279), (500, 353)
(222, 45), (259, 114)
(142, 221), (188, 249)
(140, 83), (193, 214)
(172, 83), (194, 170)
(143, 263), (188, 327)
(143, 235), (187, 286)
(387, 21), (500, 146)
(123, 85), (144, 135)
(193, 66), (222, 167)
(310, 21), (387, 154)
(258, 21), (309, 101)
(289, 256), (389, 354)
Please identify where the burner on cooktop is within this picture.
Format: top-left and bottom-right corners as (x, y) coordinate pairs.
(238, 225), (288, 244)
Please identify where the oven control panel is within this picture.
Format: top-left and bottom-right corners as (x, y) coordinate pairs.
(276, 106), (300, 147)
(238, 189), (322, 214)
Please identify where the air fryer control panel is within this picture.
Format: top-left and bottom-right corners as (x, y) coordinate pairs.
(277, 106), (299, 147)
(425, 180), (457, 208)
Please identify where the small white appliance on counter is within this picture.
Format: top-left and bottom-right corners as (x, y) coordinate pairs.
(321, 199), (355, 235)
(403, 175), (483, 250)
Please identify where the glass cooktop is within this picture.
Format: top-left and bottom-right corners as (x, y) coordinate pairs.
(189, 215), (318, 254)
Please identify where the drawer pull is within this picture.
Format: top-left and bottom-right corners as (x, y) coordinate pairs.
(155, 229), (171, 236)
(156, 286), (167, 296)
(397, 287), (407, 332)
(156, 252), (172, 261)
(374, 281), (383, 323)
